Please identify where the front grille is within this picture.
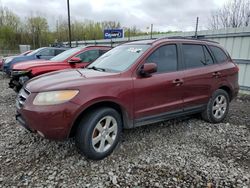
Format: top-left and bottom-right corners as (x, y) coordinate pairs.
(16, 88), (30, 109)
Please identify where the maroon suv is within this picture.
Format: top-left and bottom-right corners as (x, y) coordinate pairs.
(16, 38), (239, 160)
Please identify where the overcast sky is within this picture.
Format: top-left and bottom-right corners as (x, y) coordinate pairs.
(1, 0), (229, 31)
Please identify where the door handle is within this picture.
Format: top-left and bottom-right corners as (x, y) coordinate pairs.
(172, 79), (184, 86)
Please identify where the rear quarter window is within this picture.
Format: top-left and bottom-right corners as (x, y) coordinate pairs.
(209, 46), (229, 63)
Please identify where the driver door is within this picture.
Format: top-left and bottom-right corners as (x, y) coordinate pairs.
(133, 44), (184, 122)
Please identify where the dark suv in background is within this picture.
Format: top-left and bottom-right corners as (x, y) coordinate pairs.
(15, 38), (239, 160)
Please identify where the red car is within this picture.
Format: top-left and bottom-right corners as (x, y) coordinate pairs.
(9, 46), (111, 91)
(16, 38), (239, 160)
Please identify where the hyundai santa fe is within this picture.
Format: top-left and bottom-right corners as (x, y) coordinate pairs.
(15, 38), (239, 160)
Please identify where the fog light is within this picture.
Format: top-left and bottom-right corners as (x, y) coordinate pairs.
(37, 131), (45, 137)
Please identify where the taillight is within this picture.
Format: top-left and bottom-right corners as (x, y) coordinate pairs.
(232, 60), (239, 72)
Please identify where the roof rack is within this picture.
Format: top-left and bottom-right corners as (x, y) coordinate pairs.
(198, 39), (219, 44)
(155, 36), (219, 44)
(84, 45), (112, 48)
(114, 38), (158, 46)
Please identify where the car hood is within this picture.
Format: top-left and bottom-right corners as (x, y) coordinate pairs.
(3, 55), (18, 62)
(13, 60), (58, 70)
(6, 55), (34, 64)
(25, 69), (120, 92)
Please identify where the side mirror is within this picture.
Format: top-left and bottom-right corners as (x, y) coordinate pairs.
(139, 63), (157, 77)
(68, 57), (81, 64)
(36, 54), (41, 59)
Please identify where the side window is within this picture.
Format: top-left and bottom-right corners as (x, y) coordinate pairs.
(145, 44), (177, 73)
(209, 46), (228, 63)
(203, 46), (214, 65)
(55, 49), (65, 56)
(76, 50), (100, 62)
(39, 49), (54, 56)
(182, 44), (206, 69)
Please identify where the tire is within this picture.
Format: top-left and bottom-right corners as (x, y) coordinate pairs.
(75, 107), (122, 160)
(202, 89), (230, 123)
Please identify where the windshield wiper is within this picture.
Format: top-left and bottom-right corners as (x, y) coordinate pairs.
(87, 66), (106, 72)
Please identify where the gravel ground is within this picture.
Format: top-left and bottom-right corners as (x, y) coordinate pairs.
(0, 72), (250, 188)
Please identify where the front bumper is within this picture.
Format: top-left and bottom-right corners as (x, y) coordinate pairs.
(16, 90), (81, 140)
(16, 113), (33, 132)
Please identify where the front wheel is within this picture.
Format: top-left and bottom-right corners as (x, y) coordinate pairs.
(75, 107), (122, 160)
(202, 89), (230, 123)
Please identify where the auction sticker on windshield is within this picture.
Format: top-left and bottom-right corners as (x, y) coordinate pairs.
(127, 48), (143, 53)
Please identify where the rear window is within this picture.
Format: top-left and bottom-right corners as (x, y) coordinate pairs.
(209, 46), (228, 63)
(183, 44), (206, 69)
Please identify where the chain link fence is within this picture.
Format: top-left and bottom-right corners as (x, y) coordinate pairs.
(0, 50), (20, 58)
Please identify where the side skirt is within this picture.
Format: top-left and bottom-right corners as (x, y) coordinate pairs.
(134, 104), (206, 128)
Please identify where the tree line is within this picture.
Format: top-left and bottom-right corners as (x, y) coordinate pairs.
(1, 0), (250, 50)
(0, 6), (170, 51)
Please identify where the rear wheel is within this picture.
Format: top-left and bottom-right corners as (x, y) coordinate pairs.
(75, 107), (122, 160)
(202, 89), (229, 123)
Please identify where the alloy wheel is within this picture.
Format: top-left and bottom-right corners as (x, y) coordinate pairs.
(212, 95), (227, 119)
(91, 116), (118, 153)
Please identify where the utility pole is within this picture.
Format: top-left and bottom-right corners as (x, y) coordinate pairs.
(67, 0), (72, 47)
(56, 20), (59, 42)
(195, 17), (199, 39)
(150, 24), (153, 39)
(128, 28), (130, 41)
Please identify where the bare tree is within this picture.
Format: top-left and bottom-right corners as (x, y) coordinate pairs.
(209, 0), (250, 29)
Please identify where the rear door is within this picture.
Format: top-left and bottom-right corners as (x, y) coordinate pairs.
(133, 43), (184, 121)
(180, 43), (220, 109)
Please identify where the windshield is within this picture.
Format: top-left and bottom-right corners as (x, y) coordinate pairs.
(50, 47), (82, 61)
(88, 45), (150, 72)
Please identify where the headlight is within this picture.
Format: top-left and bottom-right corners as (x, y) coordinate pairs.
(33, 90), (79, 105)
(4, 57), (13, 64)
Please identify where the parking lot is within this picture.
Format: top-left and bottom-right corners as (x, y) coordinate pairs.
(0, 72), (249, 187)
